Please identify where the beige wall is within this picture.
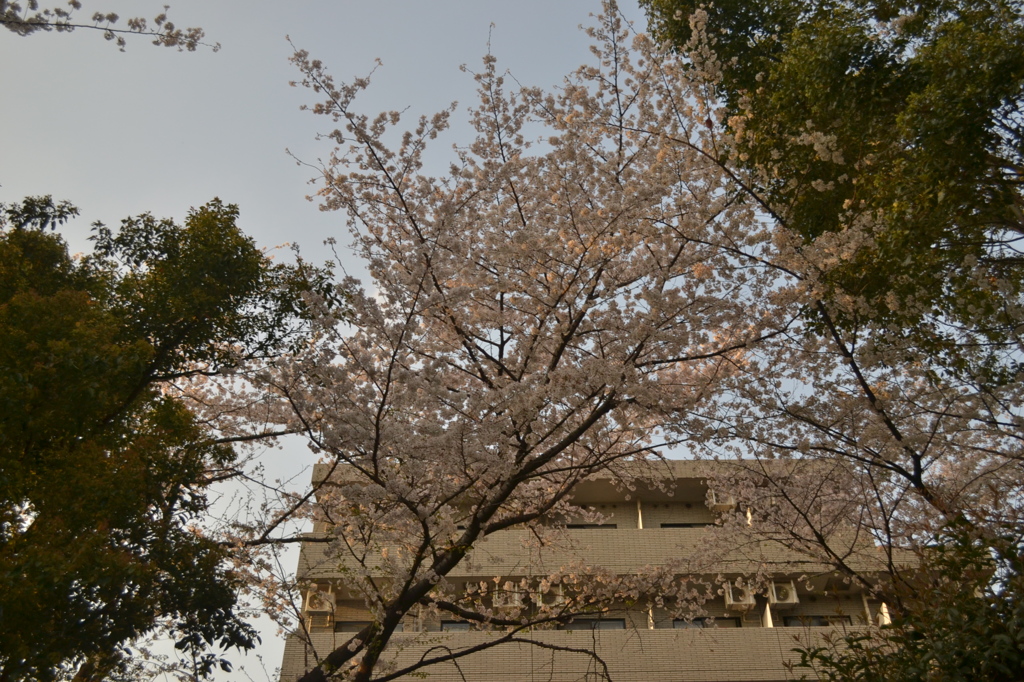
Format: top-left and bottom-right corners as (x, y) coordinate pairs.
(287, 471), (889, 680)
(282, 628), (856, 681)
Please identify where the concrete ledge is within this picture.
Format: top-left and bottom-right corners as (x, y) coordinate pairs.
(281, 626), (856, 681)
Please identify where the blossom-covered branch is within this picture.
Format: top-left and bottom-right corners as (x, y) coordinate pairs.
(0, 1), (217, 51)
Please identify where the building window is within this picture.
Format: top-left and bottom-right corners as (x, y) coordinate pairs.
(782, 615), (852, 627)
(660, 523), (709, 528)
(673, 617), (740, 628)
(441, 621), (471, 632)
(566, 523), (618, 529)
(561, 618), (626, 630)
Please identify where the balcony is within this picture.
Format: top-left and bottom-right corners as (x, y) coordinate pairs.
(296, 527), (875, 580)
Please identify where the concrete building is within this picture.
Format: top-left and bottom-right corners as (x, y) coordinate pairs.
(280, 461), (890, 681)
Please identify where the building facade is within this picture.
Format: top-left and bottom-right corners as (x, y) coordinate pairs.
(280, 462), (890, 681)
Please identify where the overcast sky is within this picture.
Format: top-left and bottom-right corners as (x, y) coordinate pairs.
(2, 1), (647, 268)
(0, 1), (648, 678)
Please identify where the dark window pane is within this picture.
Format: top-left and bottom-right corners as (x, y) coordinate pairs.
(562, 618), (626, 630)
(441, 621), (470, 632)
(783, 615), (851, 627)
(674, 618), (703, 629)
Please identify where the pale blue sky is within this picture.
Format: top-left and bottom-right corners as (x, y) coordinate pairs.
(1, 1), (648, 677)
(2, 1), (647, 270)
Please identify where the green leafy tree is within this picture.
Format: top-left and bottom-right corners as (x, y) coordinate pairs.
(0, 197), (327, 682)
(636, 4), (1024, 678)
(792, 520), (1024, 681)
(641, 0), (1024, 380)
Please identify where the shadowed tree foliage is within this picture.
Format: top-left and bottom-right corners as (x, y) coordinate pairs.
(793, 520), (1024, 681)
(0, 197), (330, 682)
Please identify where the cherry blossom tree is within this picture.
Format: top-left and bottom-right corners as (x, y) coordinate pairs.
(201, 3), (1023, 681)
(233, 6), (805, 681)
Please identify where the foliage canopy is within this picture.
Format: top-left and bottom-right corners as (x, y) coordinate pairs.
(642, 0), (1024, 380)
(0, 197), (323, 681)
(794, 520), (1024, 681)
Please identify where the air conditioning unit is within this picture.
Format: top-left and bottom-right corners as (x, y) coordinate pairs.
(708, 490), (736, 512)
(724, 583), (756, 611)
(769, 581), (800, 607)
(304, 589), (336, 614)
